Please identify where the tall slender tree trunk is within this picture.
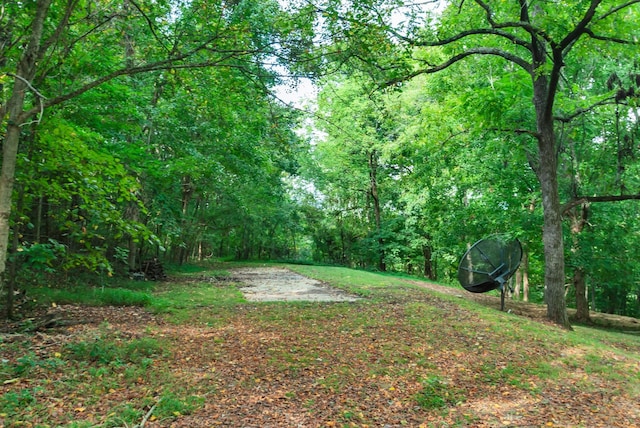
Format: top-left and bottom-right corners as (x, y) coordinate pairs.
(573, 267), (590, 322)
(568, 203), (591, 322)
(368, 150), (385, 271)
(0, 121), (23, 296)
(513, 249), (530, 301)
(0, 0), (53, 317)
(422, 243), (434, 280)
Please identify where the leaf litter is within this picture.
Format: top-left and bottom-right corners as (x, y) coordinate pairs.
(0, 267), (638, 427)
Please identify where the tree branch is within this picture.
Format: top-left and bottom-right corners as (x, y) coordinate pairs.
(562, 194), (640, 214)
(386, 47), (531, 87)
(413, 27), (531, 50)
(128, 0), (172, 53)
(554, 95), (617, 123)
(473, 0), (554, 45)
(584, 28), (640, 45)
(39, 0), (77, 57)
(597, 0), (640, 21)
(558, 0), (602, 52)
(7, 73), (47, 126)
(18, 40), (261, 122)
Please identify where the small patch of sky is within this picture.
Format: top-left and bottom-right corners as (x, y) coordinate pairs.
(283, 173), (325, 206)
(592, 135), (605, 148)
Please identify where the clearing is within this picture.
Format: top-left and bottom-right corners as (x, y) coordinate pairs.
(1, 265), (639, 428)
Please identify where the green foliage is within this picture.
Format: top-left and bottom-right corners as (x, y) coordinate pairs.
(14, 239), (66, 273)
(64, 335), (162, 365)
(415, 376), (464, 409)
(14, 118), (154, 280)
(97, 288), (152, 307)
(27, 285), (152, 308)
(4, 0), (640, 323)
(0, 388), (39, 419)
(155, 393), (205, 419)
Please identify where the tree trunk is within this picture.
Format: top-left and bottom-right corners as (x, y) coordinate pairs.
(573, 267), (590, 322)
(525, 3), (571, 327)
(422, 244), (434, 280)
(0, 122), (22, 305)
(522, 251), (530, 302)
(569, 203), (591, 322)
(368, 150), (385, 271)
(536, 125), (570, 328)
(533, 73), (571, 328)
(0, 0), (52, 317)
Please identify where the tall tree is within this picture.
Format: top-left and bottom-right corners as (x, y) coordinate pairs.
(312, 0), (640, 328)
(0, 0), (313, 316)
(310, 77), (403, 270)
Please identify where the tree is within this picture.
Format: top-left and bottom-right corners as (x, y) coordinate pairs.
(312, 0), (640, 328)
(0, 0), (313, 316)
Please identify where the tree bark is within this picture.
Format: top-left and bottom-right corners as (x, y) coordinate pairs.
(573, 267), (590, 322)
(568, 203), (591, 322)
(526, 0), (571, 329)
(368, 150), (385, 271)
(535, 110), (571, 328)
(522, 252), (530, 302)
(422, 243), (434, 280)
(0, 0), (53, 313)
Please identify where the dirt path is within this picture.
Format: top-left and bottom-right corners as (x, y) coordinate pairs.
(231, 267), (361, 302)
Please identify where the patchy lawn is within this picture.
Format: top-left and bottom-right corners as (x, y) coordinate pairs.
(1, 266), (639, 427)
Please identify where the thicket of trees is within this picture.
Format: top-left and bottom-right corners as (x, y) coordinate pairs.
(2, 0), (639, 326)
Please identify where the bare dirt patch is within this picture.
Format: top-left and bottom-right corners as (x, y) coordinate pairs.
(231, 267), (361, 302)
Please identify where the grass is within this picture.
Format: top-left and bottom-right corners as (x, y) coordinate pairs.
(26, 282), (154, 307)
(2, 262), (640, 427)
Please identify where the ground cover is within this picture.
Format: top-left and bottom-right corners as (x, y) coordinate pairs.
(1, 264), (639, 427)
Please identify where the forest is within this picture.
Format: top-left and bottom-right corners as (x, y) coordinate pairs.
(1, 0), (640, 328)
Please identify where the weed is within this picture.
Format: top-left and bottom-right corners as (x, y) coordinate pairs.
(64, 334), (162, 365)
(27, 285), (152, 307)
(65, 338), (120, 364)
(101, 403), (143, 427)
(414, 376), (464, 410)
(66, 422), (95, 428)
(13, 352), (38, 376)
(0, 388), (39, 417)
(97, 288), (151, 306)
(156, 393), (205, 418)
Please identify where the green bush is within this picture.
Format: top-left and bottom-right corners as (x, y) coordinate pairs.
(156, 393), (205, 418)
